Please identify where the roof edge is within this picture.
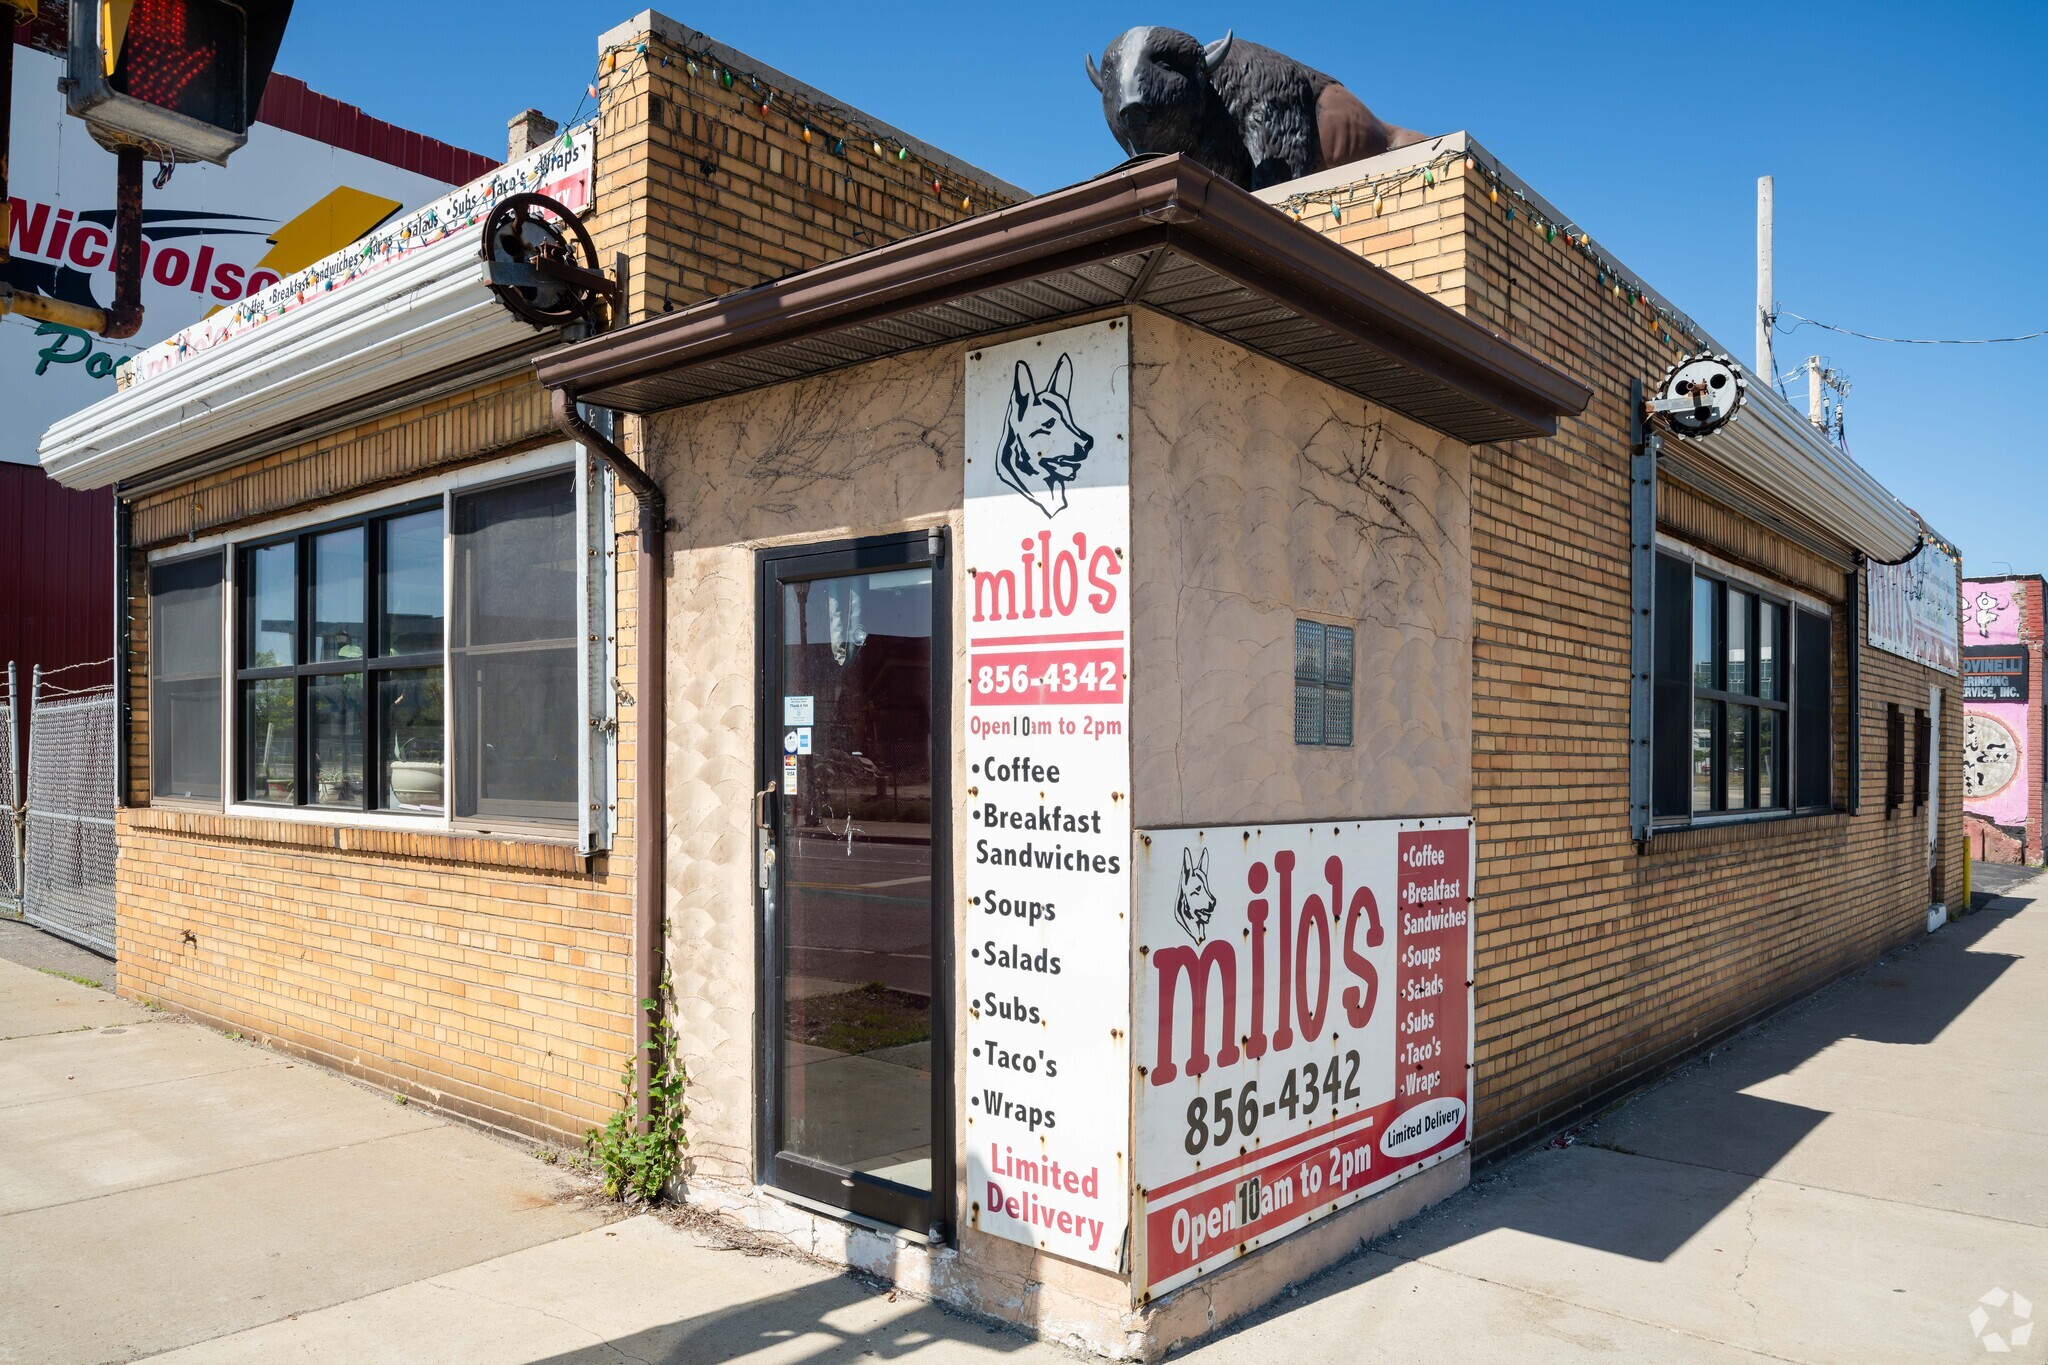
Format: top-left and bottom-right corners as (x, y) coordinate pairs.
(535, 155), (1591, 436)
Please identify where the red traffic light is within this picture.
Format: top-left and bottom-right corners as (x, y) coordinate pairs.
(108, 0), (248, 132)
(67, 0), (292, 165)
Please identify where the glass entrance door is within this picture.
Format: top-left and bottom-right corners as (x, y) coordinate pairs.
(756, 532), (950, 1235)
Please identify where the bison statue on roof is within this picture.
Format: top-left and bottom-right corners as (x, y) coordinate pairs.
(1086, 27), (1426, 191)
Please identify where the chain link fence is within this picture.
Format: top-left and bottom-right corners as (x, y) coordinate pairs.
(23, 676), (117, 958)
(0, 663), (21, 919)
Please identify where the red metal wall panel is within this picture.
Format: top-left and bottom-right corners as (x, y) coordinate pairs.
(0, 463), (113, 721)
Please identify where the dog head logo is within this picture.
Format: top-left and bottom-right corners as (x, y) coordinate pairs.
(1174, 845), (1218, 944)
(997, 353), (1095, 517)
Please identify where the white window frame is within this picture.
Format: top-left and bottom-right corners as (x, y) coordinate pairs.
(146, 442), (617, 849)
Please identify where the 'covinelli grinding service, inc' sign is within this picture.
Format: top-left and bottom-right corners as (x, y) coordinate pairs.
(1132, 818), (1474, 1299)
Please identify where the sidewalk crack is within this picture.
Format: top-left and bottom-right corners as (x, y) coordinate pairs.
(1731, 1187), (1762, 1342)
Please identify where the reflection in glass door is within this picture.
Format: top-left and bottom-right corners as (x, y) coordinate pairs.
(757, 532), (950, 1235)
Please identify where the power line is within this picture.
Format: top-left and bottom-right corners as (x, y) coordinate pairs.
(1776, 311), (2048, 345)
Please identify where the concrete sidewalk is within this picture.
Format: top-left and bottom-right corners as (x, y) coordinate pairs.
(2, 872), (2043, 1363)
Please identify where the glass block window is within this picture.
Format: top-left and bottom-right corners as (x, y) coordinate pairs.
(1294, 620), (1354, 747)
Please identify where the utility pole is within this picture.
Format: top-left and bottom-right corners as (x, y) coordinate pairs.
(1808, 355), (1825, 428)
(1756, 175), (1775, 381)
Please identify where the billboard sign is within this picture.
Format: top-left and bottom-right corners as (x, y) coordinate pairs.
(1132, 817), (1473, 1300)
(961, 317), (1132, 1270)
(4, 42), (473, 463)
(1867, 543), (1960, 675)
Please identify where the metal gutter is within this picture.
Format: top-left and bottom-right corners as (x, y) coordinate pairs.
(535, 155), (1592, 438)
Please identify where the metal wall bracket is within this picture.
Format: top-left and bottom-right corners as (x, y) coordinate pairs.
(1629, 378), (1660, 848)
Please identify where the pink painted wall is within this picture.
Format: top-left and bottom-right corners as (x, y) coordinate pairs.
(1964, 579), (2032, 829)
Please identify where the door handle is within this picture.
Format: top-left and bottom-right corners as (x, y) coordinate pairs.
(757, 785), (779, 890)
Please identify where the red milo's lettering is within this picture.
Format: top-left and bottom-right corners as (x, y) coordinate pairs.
(1151, 850), (1387, 1086)
(971, 530), (1120, 623)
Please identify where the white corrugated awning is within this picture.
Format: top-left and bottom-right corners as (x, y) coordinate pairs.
(1671, 370), (1922, 563)
(37, 234), (547, 491)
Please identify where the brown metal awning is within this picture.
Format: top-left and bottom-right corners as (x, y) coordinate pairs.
(536, 154), (1591, 443)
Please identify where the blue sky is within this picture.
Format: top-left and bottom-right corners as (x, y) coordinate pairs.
(274, 1), (2048, 573)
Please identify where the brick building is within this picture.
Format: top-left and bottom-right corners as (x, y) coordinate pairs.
(1961, 574), (2044, 863)
(36, 12), (1022, 1145)
(36, 16), (1963, 1360)
(1261, 135), (1966, 1154)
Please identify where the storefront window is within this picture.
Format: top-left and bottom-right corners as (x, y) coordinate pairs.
(1652, 551), (1823, 823)
(234, 506), (444, 813)
(146, 460), (608, 845)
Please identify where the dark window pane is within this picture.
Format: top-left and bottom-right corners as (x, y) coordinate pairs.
(150, 554), (223, 802)
(1325, 626), (1354, 685)
(1693, 700), (1719, 813)
(455, 474), (577, 649)
(308, 673), (367, 808)
(1651, 553), (1694, 818)
(1794, 609), (1832, 809)
(1758, 601), (1781, 700)
(156, 680), (223, 802)
(1323, 684), (1352, 746)
(1294, 682), (1324, 746)
(1295, 619), (1325, 683)
(454, 648), (577, 821)
(380, 510), (444, 657)
(242, 678), (296, 803)
(243, 541), (295, 669)
(1759, 710), (1781, 808)
(1727, 705), (1751, 810)
(310, 527), (366, 665)
(1692, 575), (1718, 690)
(452, 473), (578, 824)
(378, 669), (444, 813)
(1726, 591), (1753, 694)
(1913, 708), (1931, 809)
(1885, 705), (1906, 812)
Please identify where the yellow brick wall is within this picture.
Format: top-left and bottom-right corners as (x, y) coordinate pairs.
(119, 378), (643, 1146)
(585, 22), (1017, 325)
(1294, 155), (1964, 1155)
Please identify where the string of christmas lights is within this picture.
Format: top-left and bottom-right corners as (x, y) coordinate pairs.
(1275, 151), (1711, 356)
(582, 38), (990, 213)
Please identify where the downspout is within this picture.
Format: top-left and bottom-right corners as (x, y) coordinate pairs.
(551, 388), (666, 1127)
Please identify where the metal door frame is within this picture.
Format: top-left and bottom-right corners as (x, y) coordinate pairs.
(752, 528), (954, 1240)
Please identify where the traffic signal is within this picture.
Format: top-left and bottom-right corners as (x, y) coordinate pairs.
(66, 0), (293, 165)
